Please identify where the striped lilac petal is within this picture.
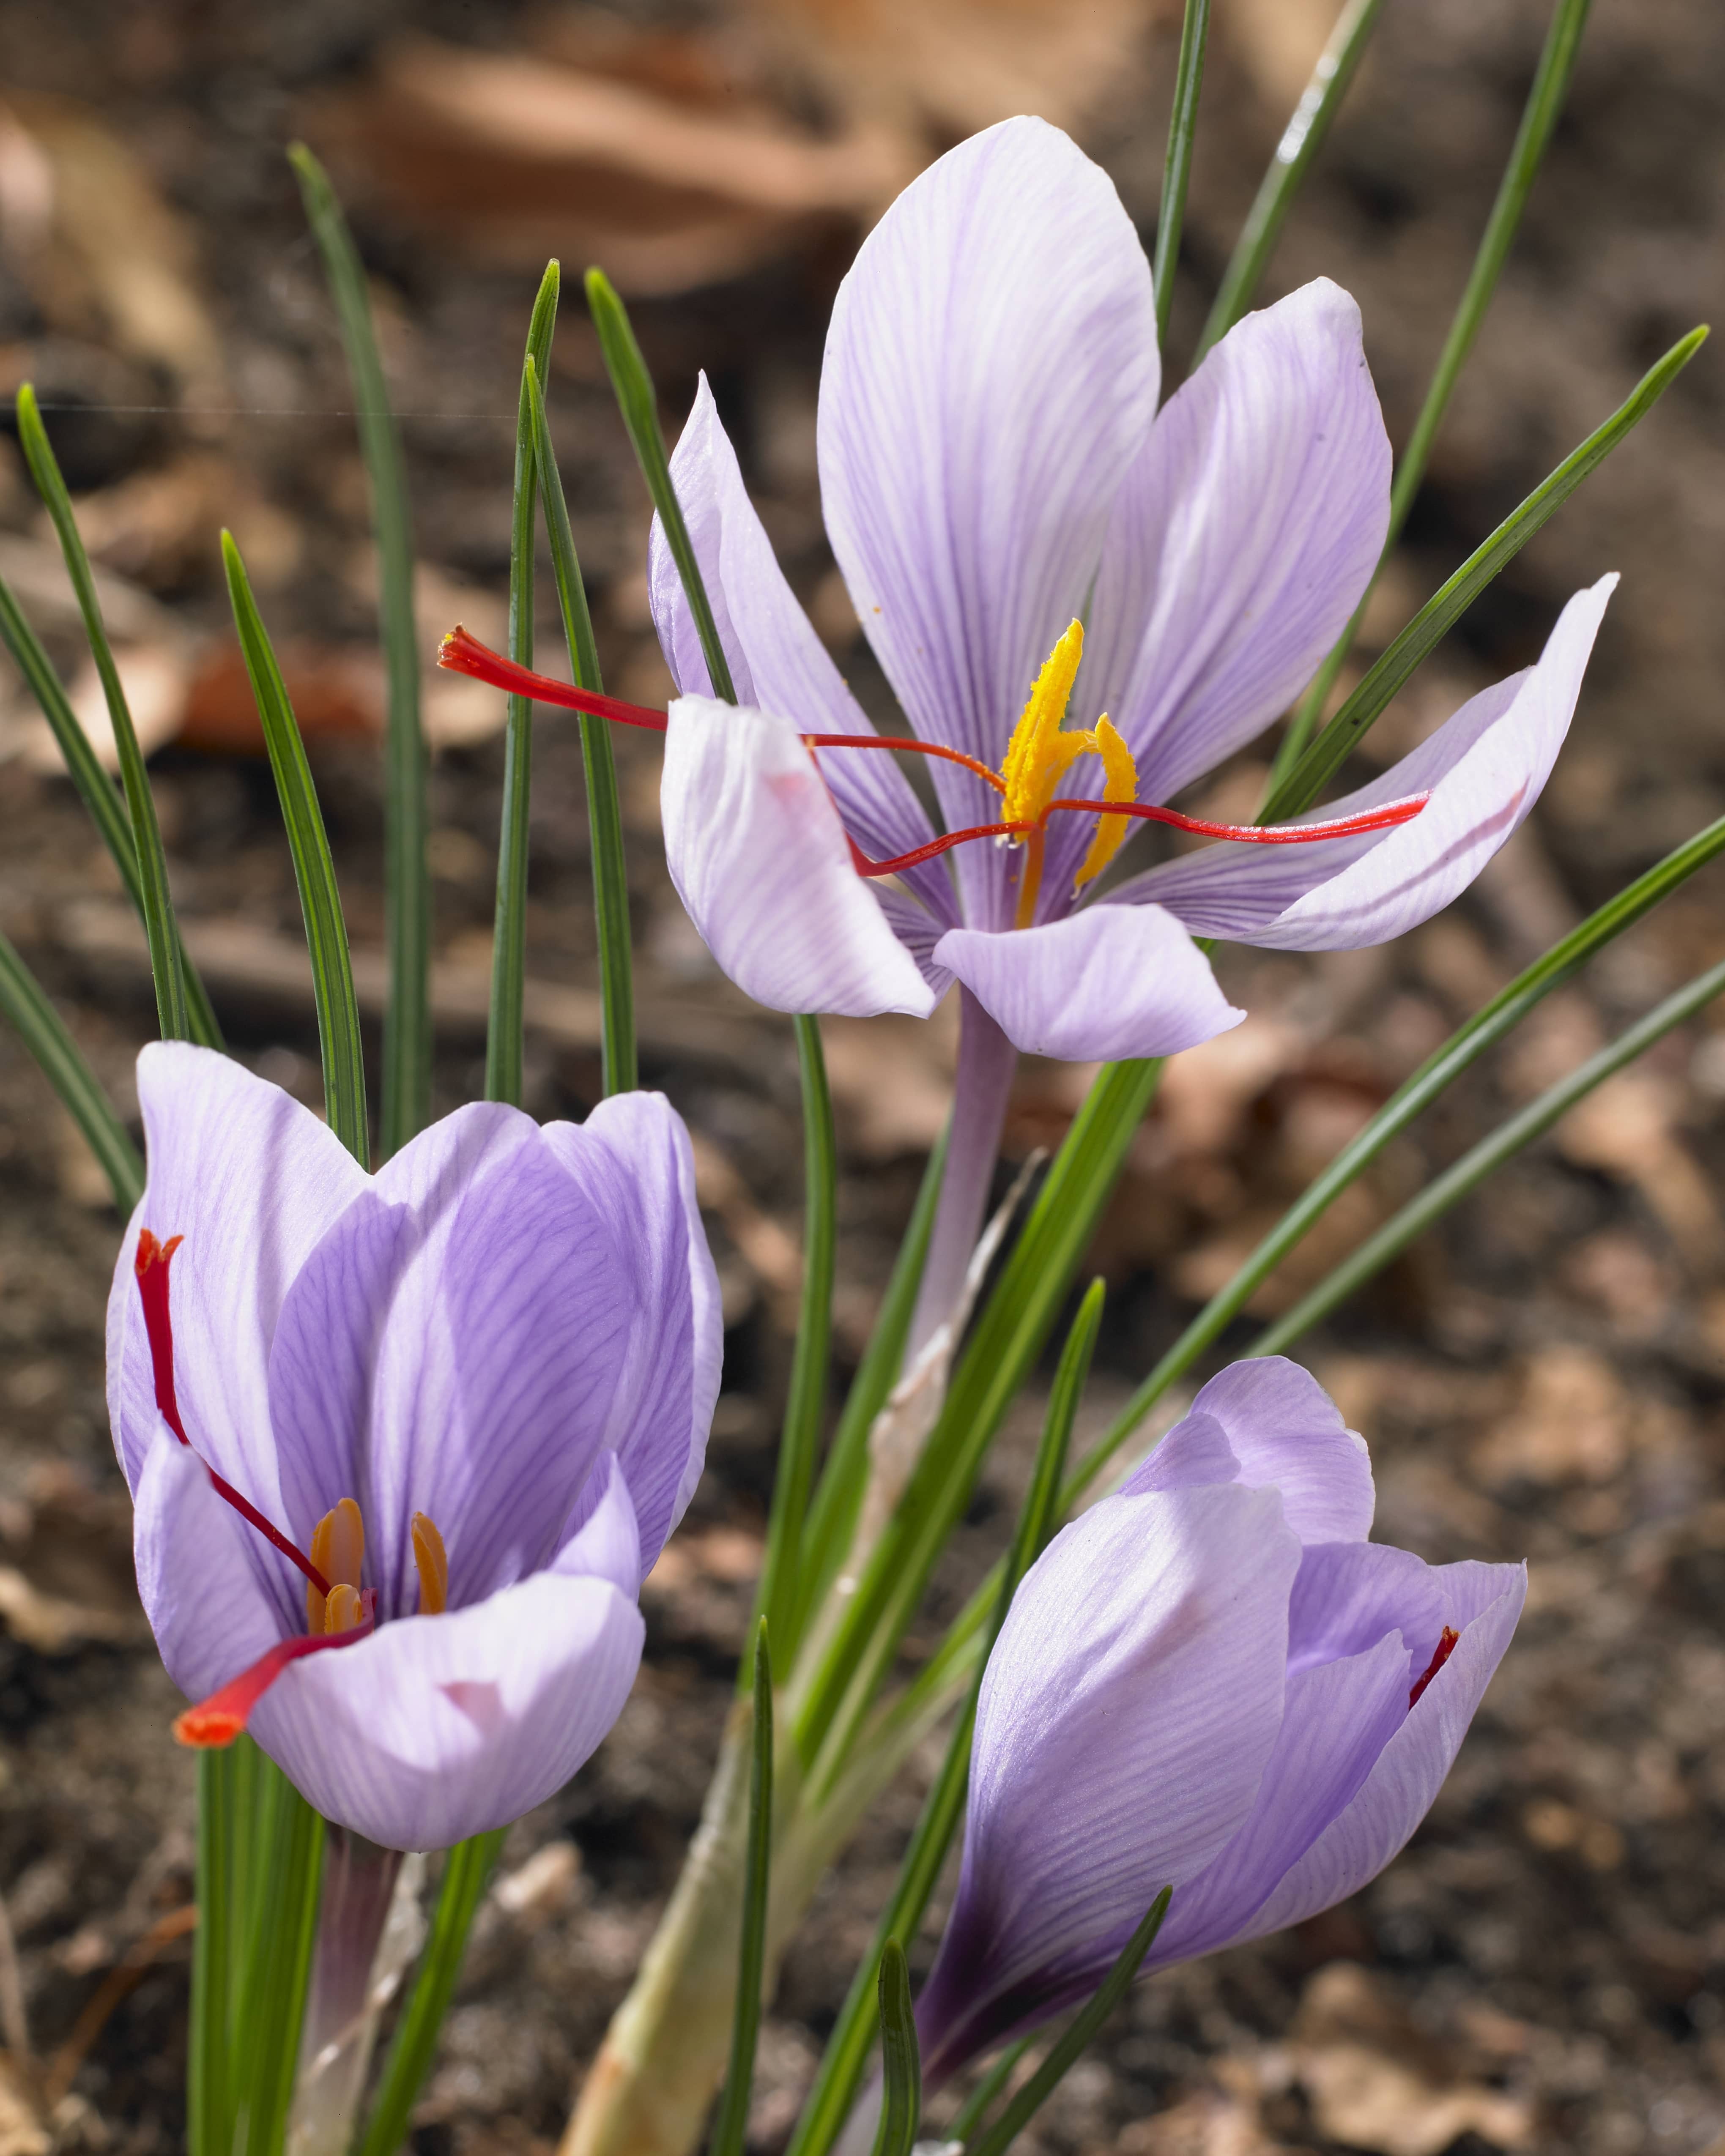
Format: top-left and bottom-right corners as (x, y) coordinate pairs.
(540, 1094), (721, 1576)
(1233, 1560), (1526, 1945)
(916, 1481), (1299, 2082)
(1086, 281), (1391, 804)
(1125, 1357), (1374, 1545)
(1112, 577), (1616, 948)
(133, 1425), (289, 1707)
(266, 1095), (716, 1618)
(661, 694), (936, 1018)
(250, 1461), (646, 1850)
(107, 1042), (367, 1503)
(819, 116), (1158, 930)
(933, 903), (1243, 1062)
(648, 378), (949, 918)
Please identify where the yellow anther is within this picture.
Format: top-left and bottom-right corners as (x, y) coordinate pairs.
(323, 1582), (364, 1636)
(1001, 620), (1089, 827)
(306, 1497), (365, 1634)
(411, 1512), (449, 1617)
(1073, 717), (1138, 889)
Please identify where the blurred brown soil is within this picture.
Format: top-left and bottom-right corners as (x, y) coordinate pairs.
(0, 3), (1720, 2155)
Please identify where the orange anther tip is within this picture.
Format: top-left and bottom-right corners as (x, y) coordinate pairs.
(173, 1706), (242, 1748)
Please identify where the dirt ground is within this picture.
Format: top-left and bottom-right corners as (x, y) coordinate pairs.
(0, 1), (1722, 2153)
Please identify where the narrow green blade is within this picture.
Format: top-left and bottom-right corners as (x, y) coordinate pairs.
(1153, 0), (1213, 348)
(231, 1767), (325, 2156)
(785, 1285), (1100, 2156)
(946, 2038), (1032, 2148)
(708, 1626), (775, 2156)
(964, 1891), (1172, 2156)
(870, 1943), (920, 2156)
(585, 268), (736, 703)
(1195, 0), (1389, 362)
(16, 386), (192, 1043)
(1273, 0), (1598, 777)
(524, 356), (637, 1095)
(353, 1830), (506, 2156)
(1069, 799), (1725, 1501)
(1260, 324), (1707, 825)
(222, 533), (369, 1168)
(1253, 949), (1725, 1354)
(289, 144), (430, 1157)
(187, 1751), (238, 2156)
(0, 928), (142, 1209)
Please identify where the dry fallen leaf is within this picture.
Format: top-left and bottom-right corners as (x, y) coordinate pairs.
(1470, 1346), (1632, 1488)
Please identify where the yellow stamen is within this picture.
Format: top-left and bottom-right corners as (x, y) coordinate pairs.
(1072, 716), (1138, 888)
(1000, 620), (1090, 829)
(411, 1512), (449, 1616)
(323, 1582), (364, 1636)
(306, 1496), (365, 1634)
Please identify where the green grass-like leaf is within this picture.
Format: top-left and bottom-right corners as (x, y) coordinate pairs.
(487, 264), (561, 1109)
(1261, 323), (1708, 824)
(870, 1943), (920, 2156)
(1153, 0), (1213, 348)
(963, 1890), (1172, 2156)
(0, 929), (142, 1210)
(222, 533), (368, 1168)
(231, 1765), (325, 2156)
(16, 386), (195, 1043)
(525, 356), (637, 1095)
(289, 144), (430, 1158)
(709, 1626), (775, 2156)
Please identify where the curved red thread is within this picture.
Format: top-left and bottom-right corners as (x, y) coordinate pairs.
(848, 823), (1027, 878)
(133, 1229), (331, 1598)
(804, 732), (1008, 793)
(1043, 793), (1429, 844)
(173, 1594), (376, 1747)
(438, 627), (669, 731)
(1408, 1625), (1460, 1710)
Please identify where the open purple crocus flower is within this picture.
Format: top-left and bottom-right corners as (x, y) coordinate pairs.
(913, 1357), (1525, 2084)
(107, 1043), (720, 1852)
(647, 116), (1615, 1062)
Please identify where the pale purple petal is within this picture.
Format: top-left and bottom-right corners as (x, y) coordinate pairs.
(662, 695), (936, 1018)
(1286, 1540), (1445, 1680)
(917, 1483), (1298, 2079)
(1086, 281), (1391, 805)
(107, 1043), (366, 1502)
(550, 1453), (642, 1597)
(819, 116), (1158, 930)
(1236, 1563), (1526, 1944)
(250, 1568), (645, 1851)
(539, 1092), (722, 1576)
(872, 886), (957, 1000)
(934, 904), (1242, 1062)
(1126, 1357), (1375, 1546)
(268, 1104), (687, 1618)
(1114, 578), (1616, 948)
(649, 378), (949, 917)
(132, 1428), (288, 1704)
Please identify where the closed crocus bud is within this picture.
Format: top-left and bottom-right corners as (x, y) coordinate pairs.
(109, 1043), (721, 1853)
(915, 1359), (1524, 2083)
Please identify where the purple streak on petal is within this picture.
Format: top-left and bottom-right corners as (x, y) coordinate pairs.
(250, 1568), (645, 1851)
(550, 1453), (642, 1597)
(1112, 578), (1615, 948)
(649, 379), (950, 918)
(662, 695), (936, 1018)
(269, 1104), (670, 1620)
(1090, 285), (1389, 794)
(934, 903), (1242, 1062)
(538, 1091), (721, 1578)
(133, 1427), (290, 1703)
(107, 1043), (366, 1510)
(917, 1482), (1298, 2080)
(818, 116), (1158, 930)
(1126, 1357), (1375, 1546)
(1235, 1565), (1525, 1945)
(871, 886), (956, 1000)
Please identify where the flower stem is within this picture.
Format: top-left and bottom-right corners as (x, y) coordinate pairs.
(906, 991), (1017, 1363)
(287, 1831), (408, 2156)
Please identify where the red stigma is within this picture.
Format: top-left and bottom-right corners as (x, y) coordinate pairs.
(438, 627), (668, 731)
(173, 1591), (376, 1748)
(132, 1228), (331, 1599)
(1409, 1625), (1460, 1710)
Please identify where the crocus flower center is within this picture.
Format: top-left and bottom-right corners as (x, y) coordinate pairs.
(134, 1228), (448, 1747)
(435, 624), (1433, 914)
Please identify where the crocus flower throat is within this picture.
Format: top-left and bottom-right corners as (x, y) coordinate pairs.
(134, 1228), (447, 1745)
(436, 624), (1429, 919)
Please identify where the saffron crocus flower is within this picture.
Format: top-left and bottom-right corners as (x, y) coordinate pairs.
(642, 117), (1614, 1060)
(108, 1043), (720, 1852)
(912, 1357), (1525, 2084)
